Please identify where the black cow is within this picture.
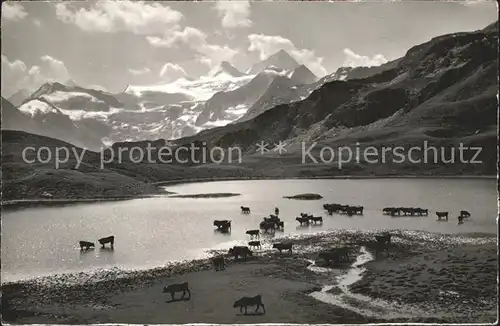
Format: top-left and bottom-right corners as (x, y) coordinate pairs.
(228, 246), (253, 260)
(241, 206), (251, 214)
(79, 241), (95, 250)
(98, 236), (114, 248)
(436, 212), (449, 221)
(246, 229), (260, 238)
(273, 243), (293, 255)
(163, 282), (191, 301)
(233, 295), (265, 315)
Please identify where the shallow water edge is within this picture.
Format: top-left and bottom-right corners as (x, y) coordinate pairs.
(2, 175), (495, 209)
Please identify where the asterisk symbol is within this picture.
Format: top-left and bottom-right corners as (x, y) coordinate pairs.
(273, 141), (288, 155)
(256, 141), (269, 154)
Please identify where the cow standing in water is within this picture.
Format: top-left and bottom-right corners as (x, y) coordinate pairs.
(436, 212), (449, 221)
(98, 235), (114, 248)
(241, 206), (251, 214)
(275, 207), (279, 216)
(79, 241), (95, 250)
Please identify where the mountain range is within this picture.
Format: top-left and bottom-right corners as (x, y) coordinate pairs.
(1, 21), (497, 200)
(2, 49), (321, 150)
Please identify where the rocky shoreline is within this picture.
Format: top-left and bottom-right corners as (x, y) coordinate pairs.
(2, 230), (496, 324)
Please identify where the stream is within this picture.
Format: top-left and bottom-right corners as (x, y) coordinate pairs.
(307, 246), (426, 319)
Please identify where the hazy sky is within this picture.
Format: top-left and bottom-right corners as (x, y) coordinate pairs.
(1, 0), (497, 96)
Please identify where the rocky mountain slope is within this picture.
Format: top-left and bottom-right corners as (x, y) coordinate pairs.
(1, 97), (108, 150)
(7, 88), (31, 107)
(175, 21), (498, 175)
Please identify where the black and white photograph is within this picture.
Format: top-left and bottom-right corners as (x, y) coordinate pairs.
(0, 0), (498, 324)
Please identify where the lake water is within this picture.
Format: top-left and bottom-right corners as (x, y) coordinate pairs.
(1, 178), (497, 283)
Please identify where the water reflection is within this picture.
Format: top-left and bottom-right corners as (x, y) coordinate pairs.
(213, 229), (231, 236)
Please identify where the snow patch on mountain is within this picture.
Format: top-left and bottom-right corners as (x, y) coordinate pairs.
(41, 91), (103, 104)
(125, 74), (255, 102)
(17, 99), (60, 117)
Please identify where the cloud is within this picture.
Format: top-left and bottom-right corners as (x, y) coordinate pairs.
(248, 34), (327, 77)
(1, 55), (71, 98)
(128, 67), (151, 76)
(55, 0), (183, 34)
(342, 48), (388, 67)
(159, 63), (187, 82)
(214, 0), (252, 29)
(146, 27), (206, 48)
(147, 27), (238, 70)
(2, 2), (28, 21)
(33, 19), (42, 27)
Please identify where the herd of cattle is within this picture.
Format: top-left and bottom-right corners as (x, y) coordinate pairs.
(77, 203), (472, 314)
(210, 203), (474, 273)
(164, 213), (396, 313)
(323, 204), (364, 216)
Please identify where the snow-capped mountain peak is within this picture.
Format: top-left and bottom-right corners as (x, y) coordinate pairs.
(209, 61), (245, 78)
(249, 49), (300, 75)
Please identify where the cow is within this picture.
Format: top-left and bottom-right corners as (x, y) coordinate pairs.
(296, 217), (310, 226)
(273, 242), (293, 255)
(98, 236), (114, 248)
(214, 220), (232, 230)
(228, 246), (253, 260)
(318, 247), (349, 265)
(233, 295), (265, 315)
(309, 216), (323, 224)
(212, 256), (225, 271)
(460, 210), (471, 218)
(79, 241), (95, 250)
(241, 206), (251, 214)
(353, 206), (364, 215)
(246, 229), (260, 238)
(248, 241), (262, 249)
(260, 221), (275, 233)
(436, 212), (449, 221)
(163, 282), (191, 302)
